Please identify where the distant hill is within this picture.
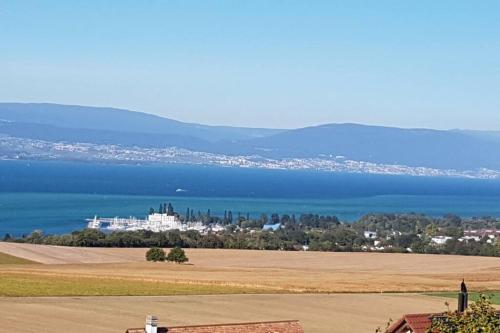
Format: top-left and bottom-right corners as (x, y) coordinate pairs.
(0, 103), (283, 142)
(454, 129), (500, 144)
(241, 124), (500, 170)
(2, 103), (500, 171)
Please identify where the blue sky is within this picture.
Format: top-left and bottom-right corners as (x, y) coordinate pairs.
(1, 1), (499, 129)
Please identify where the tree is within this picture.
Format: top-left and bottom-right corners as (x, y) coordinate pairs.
(430, 294), (500, 332)
(425, 223), (438, 237)
(3, 233), (12, 241)
(166, 247), (189, 263)
(72, 228), (105, 247)
(149, 207), (155, 215)
(167, 203), (174, 216)
(25, 230), (44, 244)
(145, 247), (166, 262)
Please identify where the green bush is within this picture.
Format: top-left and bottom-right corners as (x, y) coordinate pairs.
(166, 247), (188, 263)
(145, 247), (166, 262)
(430, 294), (500, 332)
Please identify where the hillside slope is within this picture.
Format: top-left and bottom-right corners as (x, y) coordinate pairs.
(0, 103), (282, 142)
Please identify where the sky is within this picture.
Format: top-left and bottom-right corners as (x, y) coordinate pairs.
(1, 1), (500, 130)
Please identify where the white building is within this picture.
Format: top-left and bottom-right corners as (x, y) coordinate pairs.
(458, 235), (481, 243)
(363, 231), (378, 239)
(431, 236), (453, 245)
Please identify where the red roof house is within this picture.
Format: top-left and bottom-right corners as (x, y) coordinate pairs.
(386, 313), (434, 333)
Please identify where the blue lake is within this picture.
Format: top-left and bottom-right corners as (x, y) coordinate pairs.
(1, 160), (500, 235)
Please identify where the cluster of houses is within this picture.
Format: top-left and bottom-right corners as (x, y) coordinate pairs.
(361, 228), (499, 252)
(260, 223), (499, 252)
(361, 230), (403, 251)
(461, 228), (500, 243)
(431, 228), (500, 245)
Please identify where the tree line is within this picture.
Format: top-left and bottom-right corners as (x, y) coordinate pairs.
(3, 213), (500, 257)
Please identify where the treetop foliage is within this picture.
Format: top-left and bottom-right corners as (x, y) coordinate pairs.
(145, 247), (166, 262)
(166, 247), (188, 263)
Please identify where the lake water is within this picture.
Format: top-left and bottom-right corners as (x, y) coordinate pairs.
(1, 160), (500, 235)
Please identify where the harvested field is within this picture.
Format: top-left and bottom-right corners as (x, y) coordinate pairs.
(0, 243), (499, 294)
(0, 293), (451, 333)
(0, 242), (140, 264)
(1, 243), (499, 332)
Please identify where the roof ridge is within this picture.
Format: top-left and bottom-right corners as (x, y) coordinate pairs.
(167, 319), (301, 329)
(405, 313), (434, 317)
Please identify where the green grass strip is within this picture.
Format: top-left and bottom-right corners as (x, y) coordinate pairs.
(424, 291), (500, 305)
(0, 273), (276, 297)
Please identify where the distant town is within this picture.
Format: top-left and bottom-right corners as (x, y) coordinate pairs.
(1, 135), (499, 180)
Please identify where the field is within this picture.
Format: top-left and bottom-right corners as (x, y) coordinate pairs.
(0, 273), (272, 297)
(0, 242), (499, 332)
(0, 242), (499, 294)
(0, 251), (37, 265)
(0, 293), (450, 333)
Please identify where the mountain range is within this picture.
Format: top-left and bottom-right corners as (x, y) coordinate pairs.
(1, 102), (500, 172)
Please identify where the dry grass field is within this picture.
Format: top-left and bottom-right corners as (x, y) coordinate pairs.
(0, 251), (37, 265)
(0, 242), (499, 294)
(0, 293), (450, 333)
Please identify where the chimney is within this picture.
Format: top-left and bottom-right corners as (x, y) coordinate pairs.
(145, 315), (158, 333)
(458, 279), (468, 313)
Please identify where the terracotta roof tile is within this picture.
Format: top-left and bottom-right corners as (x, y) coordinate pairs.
(386, 313), (433, 333)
